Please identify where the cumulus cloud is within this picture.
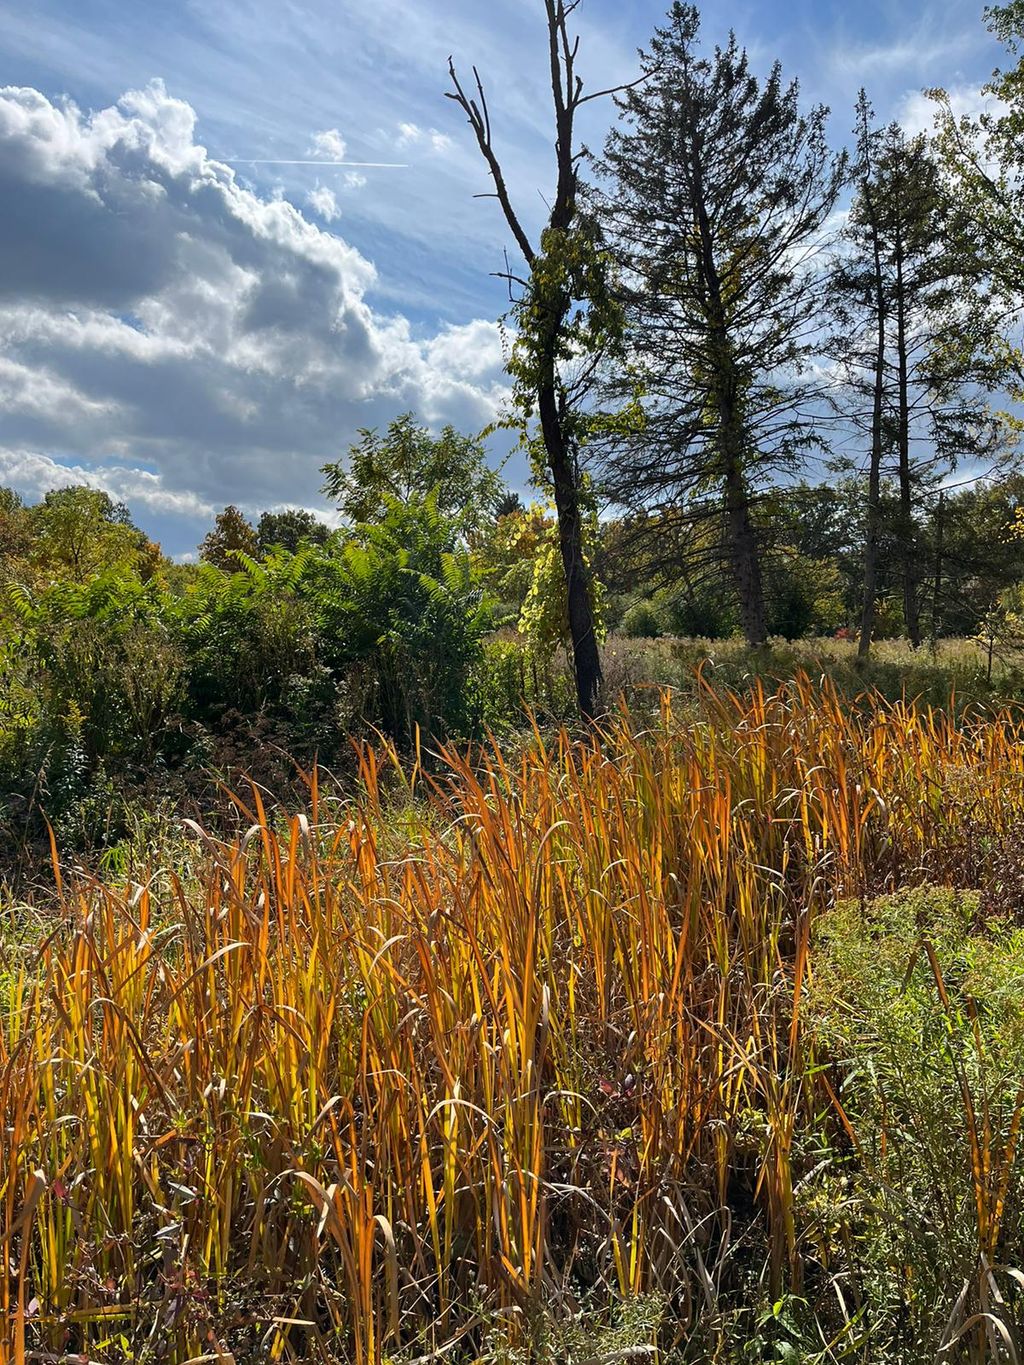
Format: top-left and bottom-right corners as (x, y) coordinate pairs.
(308, 127), (347, 161)
(306, 184), (341, 221)
(0, 82), (508, 534)
(426, 320), (507, 380)
(0, 447), (215, 519)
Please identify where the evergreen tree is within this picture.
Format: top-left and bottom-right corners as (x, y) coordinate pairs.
(592, 3), (846, 647)
(933, 2), (1024, 303)
(831, 102), (1002, 649)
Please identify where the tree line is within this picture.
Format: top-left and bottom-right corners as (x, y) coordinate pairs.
(446, 0), (1024, 713)
(8, 0), (1024, 832)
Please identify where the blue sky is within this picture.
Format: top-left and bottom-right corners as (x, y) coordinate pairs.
(0, 0), (1005, 555)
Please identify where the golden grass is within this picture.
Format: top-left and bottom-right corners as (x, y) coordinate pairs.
(2, 675), (1023, 1362)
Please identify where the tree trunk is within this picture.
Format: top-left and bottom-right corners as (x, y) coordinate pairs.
(859, 204), (887, 660)
(539, 383), (603, 717)
(447, 3), (606, 721)
(931, 489), (945, 642)
(723, 453), (767, 647)
(894, 224), (921, 646)
(690, 148), (768, 648)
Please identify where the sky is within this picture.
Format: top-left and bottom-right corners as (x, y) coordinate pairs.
(0, 0), (1007, 556)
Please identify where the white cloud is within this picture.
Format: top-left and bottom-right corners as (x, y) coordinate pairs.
(344, 171), (367, 191)
(0, 448), (215, 519)
(425, 319), (504, 380)
(397, 122), (453, 155)
(308, 126), (347, 161)
(899, 82), (1002, 137)
(831, 36), (967, 79)
(0, 82), (509, 526)
(0, 355), (116, 422)
(306, 184), (341, 221)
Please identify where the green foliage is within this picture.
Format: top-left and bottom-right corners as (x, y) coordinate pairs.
(808, 887), (1024, 1358)
(0, 569), (184, 846)
(765, 551), (847, 637)
(592, 5), (846, 647)
(0, 488), (32, 583)
(475, 636), (578, 729)
(255, 507), (331, 556)
(517, 494), (606, 656)
(501, 222), (628, 466)
(656, 579), (739, 640)
(171, 554), (319, 721)
(481, 1293), (665, 1365)
(606, 540), (849, 644)
(314, 493), (491, 743)
(26, 485), (159, 585)
(179, 497), (491, 746)
(471, 503), (554, 628)
(0, 482), (496, 864)
(321, 412), (505, 536)
(931, 5), (1024, 421)
(620, 599), (662, 639)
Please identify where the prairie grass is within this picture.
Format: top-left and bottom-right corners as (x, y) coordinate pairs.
(1, 675), (1023, 1362)
(595, 635), (1024, 713)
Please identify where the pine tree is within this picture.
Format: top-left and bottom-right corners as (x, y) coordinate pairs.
(831, 102), (1002, 649)
(592, 2), (846, 647)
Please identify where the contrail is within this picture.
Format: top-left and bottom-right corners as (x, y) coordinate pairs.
(225, 158), (408, 168)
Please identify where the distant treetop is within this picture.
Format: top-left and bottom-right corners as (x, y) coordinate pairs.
(321, 412), (505, 536)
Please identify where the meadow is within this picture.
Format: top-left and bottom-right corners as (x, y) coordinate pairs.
(2, 674), (1023, 1363)
(10, 0), (1024, 1357)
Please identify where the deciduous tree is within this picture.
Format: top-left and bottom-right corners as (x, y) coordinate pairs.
(447, 0), (629, 716)
(321, 413), (503, 537)
(29, 486), (157, 584)
(256, 508), (331, 557)
(199, 505), (258, 572)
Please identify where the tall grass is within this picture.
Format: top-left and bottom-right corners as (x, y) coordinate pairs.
(1, 676), (1023, 1362)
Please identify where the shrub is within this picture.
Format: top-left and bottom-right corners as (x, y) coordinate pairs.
(309, 494), (492, 745)
(620, 599), (662, 638)
(172, 557), (318, 722)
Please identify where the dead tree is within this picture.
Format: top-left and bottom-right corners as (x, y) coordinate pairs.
(447, 0), (628, 719)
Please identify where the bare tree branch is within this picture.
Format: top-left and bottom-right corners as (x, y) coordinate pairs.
(446, 57), (536, 265)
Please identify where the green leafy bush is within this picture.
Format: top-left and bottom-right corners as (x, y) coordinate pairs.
(172, 553), (319, 722)
(0, 496), (495, 866)
(620, 599), (662, 638)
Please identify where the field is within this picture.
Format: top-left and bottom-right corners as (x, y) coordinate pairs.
(2, 675), (1024, 1363)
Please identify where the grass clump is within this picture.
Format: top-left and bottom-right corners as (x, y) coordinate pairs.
(1, 678), (1023, 1362)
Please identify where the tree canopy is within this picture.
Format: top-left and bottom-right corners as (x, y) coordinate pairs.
(321, 413), (505, 536)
